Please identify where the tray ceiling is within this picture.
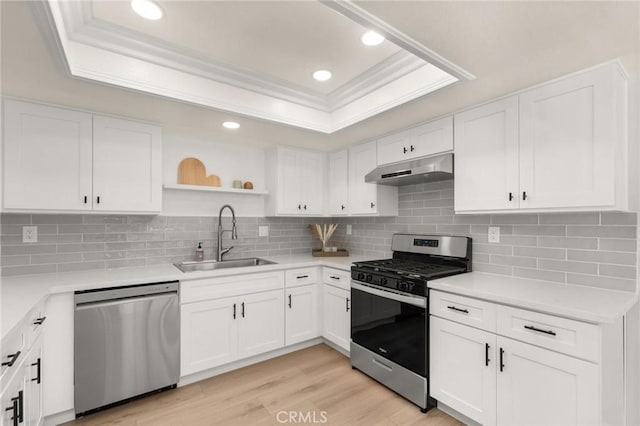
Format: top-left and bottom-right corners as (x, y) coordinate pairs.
(44, 0), (474, 133)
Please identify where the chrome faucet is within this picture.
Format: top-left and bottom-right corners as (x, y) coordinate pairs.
(217, 204), (238, 261)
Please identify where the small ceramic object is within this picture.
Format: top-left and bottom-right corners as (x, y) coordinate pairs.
(243, 181), (254, 190)
(232, 180), (243, 189)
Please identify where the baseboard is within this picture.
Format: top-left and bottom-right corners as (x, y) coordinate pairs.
(437, 401), (482, 426)
(321, 338), (350, 357)
(44, 409), (75, 426)
(179, 338), (324, 386)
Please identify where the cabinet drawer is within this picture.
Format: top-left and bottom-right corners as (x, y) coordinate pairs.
(496, 305), (600, 362)
(285, 267), (318, 288)
(0, 326), (25, 393)
(430, 290), (497, 332)
(181, 271), (285, 304)
(25, 299), (46, 348)
(322, 267), (350, 291)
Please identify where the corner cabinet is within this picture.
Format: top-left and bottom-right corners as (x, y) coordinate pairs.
(322, 268), (351, 352)
(454, 62), (628, 214)
(266, 146), (324, 216)
(3, 99), (162, 213)
(348, 141), (398, 216)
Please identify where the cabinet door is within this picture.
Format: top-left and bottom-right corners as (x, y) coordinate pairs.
(322, 285), (350, 351)
(496, 336), (599, 426)
(327, 150), (349, 215)
(285, 285), (319, 346)
(454, 96), (519, 212)
(238, 290), (285, 359)
(349, 141), (378, 214)
(519, 66), (618, 209)
(377, 130), (412, 166)
(92, 116), (162, 213)
(1, 366), (26, 426)
(430, 316), (497, 425)
(300, 151), (324, 215)
(410, 115), (453, 158)
(277, 147), (303, 214)
(26, 338), (43, 426)
(180, 297), (238, 376)
(3, 100), (93, 211)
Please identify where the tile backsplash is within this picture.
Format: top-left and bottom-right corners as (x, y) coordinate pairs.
(1, 180), (638, 293)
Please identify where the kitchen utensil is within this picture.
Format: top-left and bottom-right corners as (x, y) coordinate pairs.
(178, 158), (221, 187)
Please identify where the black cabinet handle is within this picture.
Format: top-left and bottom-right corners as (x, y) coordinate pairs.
(370, 202), (375, 209)
(341, 205), (345, 210)
(524, 325), (557, 336)
(17, 390), (23, 424)
(508, 192), (513, 201)
(522, 191), (527, 200)
(403, 146), (408, 154)
(6, 394), (18, 426)
(447, 305), (469, 314)
(288, 294), (292, 308)
(31, 358), (41, 384)
(303, 205), (307, 210)
(96, 196), (101, 204)
(2, 351), (21, 367)
(410, 145), (415, 152)
(233, 303), (236, 319)
(296, 275), (309, 279)
(298, 204), (302, 210)
(346, 297), (350, 312)
(241, 302), (245, 318)
(485, 343), (490, 366)
(33, 316), (46, 326)
(330, 276), (340, 280)
(499, 348), (505, 372)
(83, 196), (88, 204)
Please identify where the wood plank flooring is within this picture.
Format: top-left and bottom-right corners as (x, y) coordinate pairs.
(64, 344), (463, 426)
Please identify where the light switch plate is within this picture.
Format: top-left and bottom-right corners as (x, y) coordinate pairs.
(346, 224), (352, 235)
(23, 226), (38, 243)
(488, 226), (500, 243)
(258, 225), (269, 237)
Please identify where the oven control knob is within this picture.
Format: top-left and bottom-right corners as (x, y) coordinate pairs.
(398, 282), (407, 291)
(366, 274), (373, 282)
(357, 273), (365, 281)
(380, 278), (387, 285)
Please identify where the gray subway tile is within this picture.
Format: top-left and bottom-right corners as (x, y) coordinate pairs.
(567, 249), (636, 266)
(539, 212), (600, 225)
(83, 215), (128, 224)
(567, 273), (635, 292)
(57, 243), (105, 253)
(2, 244), (56, 255)
(83, 251), (126, 261)
(83, 233), (127, 243)
(473, 262), (512, 276)
(59, 224), (105, 234)
(31, 253), (81, 265)
(491, 255), (537, 268)
(473, 244), (513, 255)
(106, 258), (147, 269)
(1, 224), (57, 236)
(436, 224), (471, 234)
(538, 236), (598, 250)
(471, 225), (513, 235)
(414, 207), (446, 216)
(513, 267), (566, 283)
(567, 225), (636, 239)
(0, 255), (30, 266)
(601, 212), (637, 226)
(58, 261), (106, 272)
(421, 216), (454, 224)
(513, 225), (566, 236)
(399, 201), (424, 209)
(423, 199), (454, 208)
(599, 238), (637, 252)
(1, 264), (57, 276)
(453, 215), (491, 225)
(491, 214), (538, 225)
(538, 259), (598, 274)
(513, 246), (566, 260)
(32, 214), (83, 224)
(0, 214), (31, 225)
(599, 264), (636, 279)
(412, 191), (441, 201)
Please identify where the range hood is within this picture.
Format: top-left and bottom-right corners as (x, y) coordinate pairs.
(364, 153), (453, 186)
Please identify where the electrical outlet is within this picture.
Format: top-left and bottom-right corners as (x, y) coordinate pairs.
(258, 225), (269, 237)
(23, 226), (38, 243)
(488, 226), (500, 243)
(346, 224), (352, 235)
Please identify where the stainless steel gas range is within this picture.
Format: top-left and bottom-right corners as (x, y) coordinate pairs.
(350, 233), (472, 412)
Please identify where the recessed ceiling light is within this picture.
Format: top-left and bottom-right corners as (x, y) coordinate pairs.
(131, 0), (163, 20)
(222, 121), (240, 129)
(361, 30), (385, 46)
(313, 70), (332, 82)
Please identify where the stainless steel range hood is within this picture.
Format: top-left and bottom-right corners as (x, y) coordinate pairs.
(364, 153), (453, 186)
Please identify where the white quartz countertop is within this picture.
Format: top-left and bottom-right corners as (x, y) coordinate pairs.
(1, 254), (368, 338)
(428, 272), (638, 324)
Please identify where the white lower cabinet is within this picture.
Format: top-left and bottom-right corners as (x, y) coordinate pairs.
(285, 285), (319, 346)
(322, 284), (350, 351)
(1, 369), (26, 426)
(238, 290), (285, 359)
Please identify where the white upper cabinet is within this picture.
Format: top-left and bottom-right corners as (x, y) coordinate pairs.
(3, 99), (163, 213)
(327, 149), (349, 215)
(377, 115), (453, 166)
(266, 146), (324, 216)
(4, 100), (93, 211)
(92, 116), (162, 213)
(348, 141), (397, 216)
(454, 96), (520, 212)
(455, 62), (628, 213)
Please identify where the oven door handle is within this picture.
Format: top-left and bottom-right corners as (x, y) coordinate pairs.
(351, 282), (426, 308)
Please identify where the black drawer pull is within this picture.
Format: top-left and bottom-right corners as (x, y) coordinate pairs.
(447, 305), (469, 314)
(233, 303), (236, 319)
(346, 297), (350, 312)
(524, 325), (557, 336)
(508, 192), (513, 201)
(522, 191), (527, 200)
(241, 302), (245, 318)
(288, 294), (292, 308)
(410, 145), (415, 152)
(83, 195), (88, 204)
(485, 343), (490, 366)
(6, 395), (18, 426)
(329, 276), (340, 280)
(33, 316), (46, 326)
(96, 196), (101, 204)
(341, 205), (345, 210)
(296, 275), (309, 279)
(2, 351), (21, 367)
(31, 358), (41, 384)
(499, 348), (505, 372)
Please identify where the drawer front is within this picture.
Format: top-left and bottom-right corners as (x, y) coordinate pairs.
(496, 305), (600, 362)
(285, 267), (318, 288)
(322, 267), (350, 291)
(26, 299), (47, 348)
(430, 290), (497, 333)
(0, 326), (25, 393)
(181, 271), (285, 304)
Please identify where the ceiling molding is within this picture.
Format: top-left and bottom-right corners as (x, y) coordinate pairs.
(320, 0), (476, 82)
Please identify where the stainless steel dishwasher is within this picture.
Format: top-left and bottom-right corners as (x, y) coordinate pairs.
(74, 281), (180, 417)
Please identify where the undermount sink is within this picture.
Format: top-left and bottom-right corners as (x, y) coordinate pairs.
(174, 258), (276, 272)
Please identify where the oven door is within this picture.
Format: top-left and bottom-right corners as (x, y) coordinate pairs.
(350, 281), (427, 377)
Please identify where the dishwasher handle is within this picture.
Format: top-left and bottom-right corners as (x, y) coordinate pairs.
(75, 292), (177, 311)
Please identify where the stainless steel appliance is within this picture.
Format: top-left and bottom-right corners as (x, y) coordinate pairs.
(364, 153), (453, 186)
(350, 234), (471, 412)
(74, 281), (180, 417)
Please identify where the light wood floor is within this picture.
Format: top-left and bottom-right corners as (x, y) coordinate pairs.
(64, 344), (463, 426)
